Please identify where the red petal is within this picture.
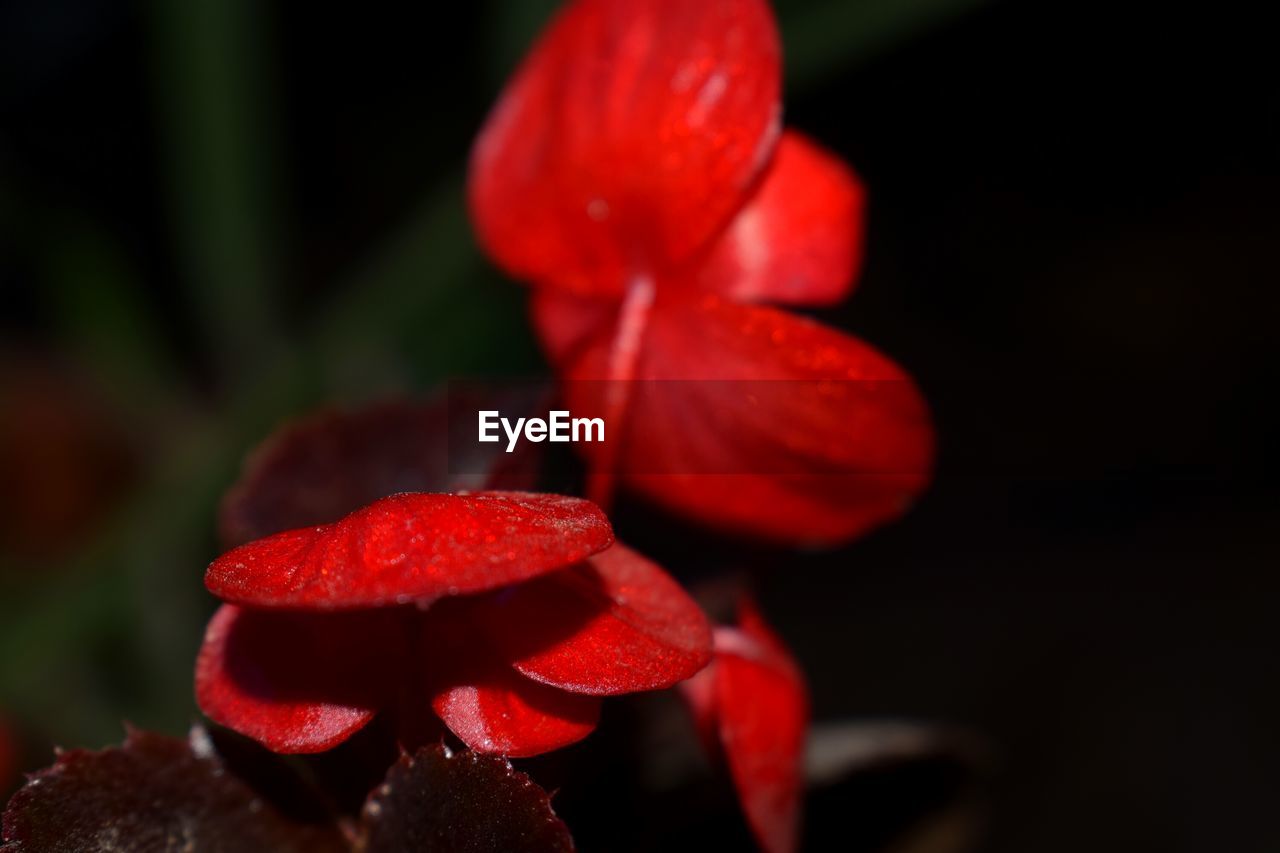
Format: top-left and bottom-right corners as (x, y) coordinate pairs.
(682, 602), (808, 853)
(430, 671), (600, 758)
(205, 492), (614, 609)
(565, 295), (935, 545)
(469, 0), (782, 297)
(475, 543), (712, 695)
(735, 595), (792, 660)
(194, 605), (396, 753)
(529, 289), (617, 369)
(697, 131), (868, 307)
(422, 601), (602, 757)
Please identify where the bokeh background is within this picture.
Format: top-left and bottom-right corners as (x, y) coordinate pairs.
(1, 1), (1276, 851)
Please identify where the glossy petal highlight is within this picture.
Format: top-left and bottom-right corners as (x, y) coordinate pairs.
(698, 131), (868, 307)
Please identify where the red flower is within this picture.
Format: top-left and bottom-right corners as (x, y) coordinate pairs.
(682, 598), (809, 853)
(195, 491), (712, 757)
(469, 0), (934, 546)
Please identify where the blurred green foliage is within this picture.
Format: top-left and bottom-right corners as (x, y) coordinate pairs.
(0, 0), (985, 752)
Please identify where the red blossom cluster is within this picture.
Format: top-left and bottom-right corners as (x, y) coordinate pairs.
(2, 1), (936, 850)
(186, 0), (926, 846)
(470, 0), (934, 546)
(192, 483), (811, 851)
(195, 492), (711, 757)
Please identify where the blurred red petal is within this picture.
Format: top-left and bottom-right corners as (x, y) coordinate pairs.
(219, 395), (541, 549)
(476, 543), (712, 695)
(469, 0), (781, 297)
(205, 491), (614, 609)
(682, 602), (808, 853)
(736, 595), (793, 660)
(713, 624), (808, 853)
(566, 295), (935, 545)
(698, 131), (868, 307)
(529, 289), (617, 369)
(431, 671), (600, 758)
(194, 605), (397, 754)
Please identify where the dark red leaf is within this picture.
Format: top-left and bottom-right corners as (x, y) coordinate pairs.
(0, 728), (346, 852)
(357, 745), (573, 852)
(682, 601), (808, 853)
(219, 396), (542, 549)
(205, 491), (614, 609)
(195, 604), (400, 754)
(201, 725), (359, 825)
(475, 543), (712, 695)
(696, 131), (867, 307)
(469, 0), (781, 298)
(560, 294), (935, 545)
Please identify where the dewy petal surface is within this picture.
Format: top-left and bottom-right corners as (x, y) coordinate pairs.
(698, 131), (868, 307)
(469, 0), (782, 297)
(564, 295), (935, 545)
(194, 604), (396, 754)
(475, 543), (712, 695)
(205, 491), (614, 609)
